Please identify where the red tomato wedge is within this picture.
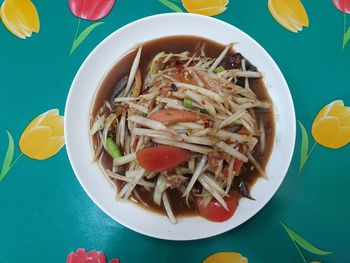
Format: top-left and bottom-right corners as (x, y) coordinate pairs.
(196, 192), (241, 222)
(223, 145), (245, 177)
(148, 109), (199, 124)
(136, 146), (191, 172)
(223, 159), (244, 177)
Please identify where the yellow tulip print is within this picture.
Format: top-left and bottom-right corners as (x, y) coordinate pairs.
(298, 100), (350, 174)
(268, 0), (309, 33)
(182, 0), (229, 17)
(1, 109), (64, 182)
(312, 100), (350, 149)
(0, 0), (40, 39)
(19, 109), (64, 160)
(159, 0), (229, 17)
(203, 252), (248, 263)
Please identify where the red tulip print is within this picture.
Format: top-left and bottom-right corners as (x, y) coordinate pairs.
(66, 249), (106, 263)
(66, 248), (120, 263)
(332, 0), (350, 14)
(332, 0), (350, 50)
(69, 0), (115, 21)
(68, 0), (116, 56)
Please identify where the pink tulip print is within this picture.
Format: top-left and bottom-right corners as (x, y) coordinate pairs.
(331, 0), (350, 49)
(69, 0), (115, 20)
(68, 0), (116, 56)
(66, 248), (120, 263)
(332, 0), (350, 13)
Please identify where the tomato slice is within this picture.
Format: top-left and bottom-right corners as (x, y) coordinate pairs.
(148, 109), (199, 124)
(136, 146), (191, 172)
(223, 145), (245, 177)
(223, 159), (244, 177)
(197, 192), (241, 222)
(237, 126), (252, 135)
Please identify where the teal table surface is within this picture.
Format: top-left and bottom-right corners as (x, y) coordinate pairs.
(0, 0), (349, 262)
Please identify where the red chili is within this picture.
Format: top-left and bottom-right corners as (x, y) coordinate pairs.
(133, 138), (139, 151)
(176, 63), (184, 71)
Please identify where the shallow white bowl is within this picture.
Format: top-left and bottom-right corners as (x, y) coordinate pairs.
(65, 13), (295, 241)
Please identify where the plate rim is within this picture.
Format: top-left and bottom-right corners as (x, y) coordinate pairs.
(64, 13), (296, 241)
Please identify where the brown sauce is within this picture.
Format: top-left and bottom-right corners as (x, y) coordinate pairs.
(91, 35), (275, 218)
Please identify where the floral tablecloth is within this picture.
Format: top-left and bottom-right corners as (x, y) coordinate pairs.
(0, 0), (349, 262)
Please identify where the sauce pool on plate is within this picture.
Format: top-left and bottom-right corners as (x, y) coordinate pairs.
(90, 35), (275, 221)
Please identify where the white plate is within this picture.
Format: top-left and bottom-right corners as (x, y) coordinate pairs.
(65, 13), (295, 241)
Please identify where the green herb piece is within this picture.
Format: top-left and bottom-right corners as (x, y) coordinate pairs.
(106, 137), (122, 159)
(214, 66), (225, 74)
(280, 221), (333, 256)
(184, 100), (193, 109)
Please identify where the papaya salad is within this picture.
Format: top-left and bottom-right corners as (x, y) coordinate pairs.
(90, 36), (275, 223)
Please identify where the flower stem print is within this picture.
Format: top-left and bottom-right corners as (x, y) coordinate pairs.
(68, 0), (115, 56)
(1, 131), (16, 182)
(159, 0), (184, 12)
(342, 14), (350, 49)
(268, 0), (309, 33)
(159, 0), (229, 16)
(0, 109), (64, 183)
(280, 221), (333, 263)
(0, 0), (40, 39)
(298, 100), (350, 175)
(0, 133), (23, 182)
(298, 121), (317, 174)
(332, 0), (350, 49)
(69, 19), (105, 56)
